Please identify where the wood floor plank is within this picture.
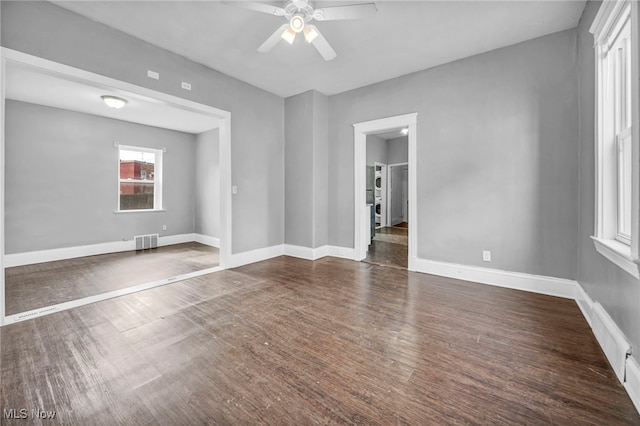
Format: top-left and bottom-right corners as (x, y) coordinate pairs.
(1, 256), (639, 424)
(364, 226), (408, 269)
(5, 242), (219, 315)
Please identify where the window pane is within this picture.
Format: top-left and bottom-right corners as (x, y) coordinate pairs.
(615, 46), (624, 133)
(617, 132), (632, 241)
(120, 182), (154, 210)
(119, 150), (155, 181)
(625, 37), (632, 129)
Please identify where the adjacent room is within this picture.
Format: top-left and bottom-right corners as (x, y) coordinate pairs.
(3, 62), (223, 318)
(1, 0), (640, 424)
(364, 129), (409, 269)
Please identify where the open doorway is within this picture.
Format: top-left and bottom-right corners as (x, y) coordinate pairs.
(353, 113), (419, 271)
(363, 129), (409, 268)
(0, 48), (232, 325)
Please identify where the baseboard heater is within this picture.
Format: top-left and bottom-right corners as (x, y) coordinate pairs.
(592, 302), (632, 382)
(134, 234), (159, 251)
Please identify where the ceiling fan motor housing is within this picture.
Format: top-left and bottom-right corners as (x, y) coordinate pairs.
(284, 0), (314, 21)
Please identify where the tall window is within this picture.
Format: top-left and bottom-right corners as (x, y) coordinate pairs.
(591, 0), (638, 277)
(611, 11), (632, 243)
(118, 145), (163, 211)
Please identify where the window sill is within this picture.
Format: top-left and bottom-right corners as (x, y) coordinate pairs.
(113, 209), (166, 214)
(591, 236), (640, 278)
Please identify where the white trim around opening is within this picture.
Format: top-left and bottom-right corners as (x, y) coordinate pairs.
(353, 113), (418, 270)
(0, 48), (232, 326)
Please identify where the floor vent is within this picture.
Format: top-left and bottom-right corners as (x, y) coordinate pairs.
(592, 302), (631, 382)
(16, 306), (57, 321)
(135, 234), (159, 251)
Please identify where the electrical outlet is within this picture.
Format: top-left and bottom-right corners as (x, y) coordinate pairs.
(162, 225), (167, 231)
(147, 70), (159, 80)
(181, 82), (191, 91)
(482, 250), (491, 262)
(232, 185), (238, 195)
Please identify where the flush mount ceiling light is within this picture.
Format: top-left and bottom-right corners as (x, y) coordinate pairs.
(222, 0), (377, 61)
(101, 95), (128, 109)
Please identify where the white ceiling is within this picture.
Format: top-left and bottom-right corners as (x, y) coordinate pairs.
(374, 128), (407, 140)
(5, 63), (218, 134)
(51, 0), (587, 98)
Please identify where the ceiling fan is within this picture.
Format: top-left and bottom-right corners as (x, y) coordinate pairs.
(222, 0), (377, 61)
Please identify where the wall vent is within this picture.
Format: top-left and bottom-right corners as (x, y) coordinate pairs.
(134, 234), (159, 251)
(592, 302), (632, 382)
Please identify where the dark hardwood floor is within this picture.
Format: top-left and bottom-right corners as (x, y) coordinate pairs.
(1, 256), (638, 425)
(4, 242), (219, 315)
(364, 225), (408, 269)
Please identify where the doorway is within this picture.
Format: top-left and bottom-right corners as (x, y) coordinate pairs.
(353, 113), (417, 270)
(363, 132), (409, 268)
(0, 48), (232, 325)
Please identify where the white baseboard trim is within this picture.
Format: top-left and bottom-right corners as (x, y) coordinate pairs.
(158, 233), (196, 247)
(413, 258), (577, 299)
(327, 245), (359, 261)
(625, 357), (640, 414)
(575, 282), (594, 327)
(194, 234), (220, 248)
(4, 233), (203, 267)
(228, 244), (284, 268)
(591, 302), (632, 383)
(236, 244), (358, 263)
(284, 244), (329, 261)
(4, 240), (134, 267)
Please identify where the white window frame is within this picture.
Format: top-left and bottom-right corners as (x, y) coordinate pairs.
(117, 144), (164, 212)
(590, 0), (640, 278)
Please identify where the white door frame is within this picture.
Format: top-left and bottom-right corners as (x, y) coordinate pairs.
(387, 162), (408, 227)
(353, 113), (417, 270)
(0, 48), (232, 325)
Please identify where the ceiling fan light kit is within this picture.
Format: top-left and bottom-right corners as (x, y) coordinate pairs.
(290, 14), (305, 33)
(303, 25), (319, 43)
(281, 27), (297, 44)
(222, 0), (377, 61)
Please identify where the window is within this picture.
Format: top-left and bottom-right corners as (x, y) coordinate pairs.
(118, 145), (163, 211)
(590, 0), (639, 277)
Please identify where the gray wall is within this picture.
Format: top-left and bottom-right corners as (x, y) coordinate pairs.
(195, 129), (220, 239)
(312, 91), (329, 248)
(284, 90), (328, 249)
(285, 91), (314, 247)
(576, 1), (640, 356)
(387, 136), (408, 165)
(5, 100), (196, 253)
(389, 165), (404, 225)
(1, 0), (284, 255)
(329, 29), (579, 280)
(366, 134), (388, 167)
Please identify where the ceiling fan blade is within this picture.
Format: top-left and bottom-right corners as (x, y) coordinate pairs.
(313, 3), (377, 21)
(220, 1), (285, 16)
(258, 24), (289, 53)
(308, 25), (337, 61)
